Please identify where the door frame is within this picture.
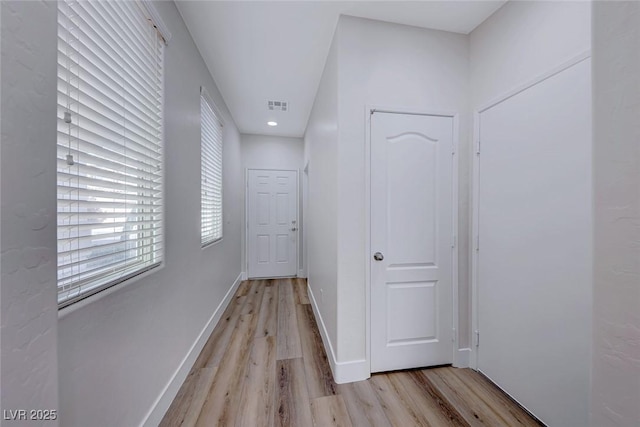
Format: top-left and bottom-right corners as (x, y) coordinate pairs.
(245, 168), (300, 279)
(365, 105), (460, 375)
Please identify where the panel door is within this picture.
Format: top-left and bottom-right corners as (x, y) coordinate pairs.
(371, 112), (454, 372)
(247, 169), (298, 278)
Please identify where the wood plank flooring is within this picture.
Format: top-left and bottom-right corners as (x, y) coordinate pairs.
(160, 278), (543, 427)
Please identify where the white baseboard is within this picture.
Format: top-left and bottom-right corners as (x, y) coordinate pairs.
(306, 283), (369, 384)
(334, 358), (369, 384)
(140, 272), (243, 427)
(297, 269), (306, 278)
(454, 347), (471, 368)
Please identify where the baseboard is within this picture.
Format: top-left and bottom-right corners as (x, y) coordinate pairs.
(297, 269), (306, 278)
(334, 358), (369, 384)
(140, 272), (243, 427)
(306, 283), (338, 373)
(241, 271), (247, 281)
(306, 283), (369, 384)
(454, 347), (471, 368)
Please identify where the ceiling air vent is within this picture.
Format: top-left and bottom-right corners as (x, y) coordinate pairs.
(268, 100), (288, 112)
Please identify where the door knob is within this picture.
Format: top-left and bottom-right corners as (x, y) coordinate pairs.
(373, 252), (384, 261)
(291, 227), (298, 231)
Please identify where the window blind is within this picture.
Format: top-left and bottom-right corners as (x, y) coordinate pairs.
(201, 91), (223, 246)
(57, 0), (164, 307)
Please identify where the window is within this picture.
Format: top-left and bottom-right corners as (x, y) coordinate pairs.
(57, 0), (167, 307)
(200, 90), (224, 246)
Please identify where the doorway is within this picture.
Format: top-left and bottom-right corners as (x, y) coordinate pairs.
(369, 110), (456, 372)
(246, 169), (298, 278)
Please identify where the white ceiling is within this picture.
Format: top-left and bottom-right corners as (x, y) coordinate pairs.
(176, 1), (506, 138)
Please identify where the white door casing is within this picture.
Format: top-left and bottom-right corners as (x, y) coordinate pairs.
(247, 169), (298, 278)
(370, 111), (455, 373)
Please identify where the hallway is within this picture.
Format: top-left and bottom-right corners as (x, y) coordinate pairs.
(160, 279), (541, 426)
(1, 1), (638, 425)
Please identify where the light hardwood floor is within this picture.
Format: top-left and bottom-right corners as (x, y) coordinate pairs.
(160, 278), (542, 427)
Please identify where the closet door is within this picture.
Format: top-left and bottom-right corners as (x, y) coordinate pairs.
(370, 112), (454, 372)
(477, 58), (592, 426)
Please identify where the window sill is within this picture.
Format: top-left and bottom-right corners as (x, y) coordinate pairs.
(202, 237), (223, 249)
(58, 262), (164, 319)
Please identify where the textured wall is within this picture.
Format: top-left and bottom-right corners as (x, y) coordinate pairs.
(1, 1), (59, 425)
(592, 2), (640, 426)
(57, 2), (244, 425)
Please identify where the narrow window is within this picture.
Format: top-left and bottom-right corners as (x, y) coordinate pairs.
(200, 90), (224, 246)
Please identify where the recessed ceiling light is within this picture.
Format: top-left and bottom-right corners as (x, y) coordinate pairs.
(267, 121), (278, 127)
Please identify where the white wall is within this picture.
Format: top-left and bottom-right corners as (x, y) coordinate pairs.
(470, 1), (591, 107)
(304, 29), (340, 369)
(9, 1), (244, 426)
(241, 134), (304, 171)
(592, 3), (640, 426)
(336, 16), (470, 366)
(240, 134), (304, 276)
(1, 2), (59, 424)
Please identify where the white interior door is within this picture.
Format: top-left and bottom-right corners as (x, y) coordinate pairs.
(476, 59), (591, 426)
(247, 169), (298, 278)
(371, 112), (454, 373)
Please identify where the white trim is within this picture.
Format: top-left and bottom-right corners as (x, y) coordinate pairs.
(454, 348), (471, 368)
(364, 109), (373, 375)
(470, 51), (592, 371)
(140, 273), (242, 427)
(139, 0), (172, 45)
(297, 269), (306, 278)
(477, 50), (591, 113)
(451, 114), (460, 366)
(301, 163), (309, 278)
(244, 168), (249, 277)
(471, 110), (481, 370)
(365, 105), (460, 374)
(245, 168), (299, 280)
(295, 168), (300, 279)
(307, 282), (369, 384)
(368, 106), (459, 117)
(335, 359), (370, 384)
(307, 283), (337, 375)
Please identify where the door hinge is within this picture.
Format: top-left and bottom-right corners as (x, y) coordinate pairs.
(452, 327), (456, 342)
(476, 235), (480, 251)
(476, 139), (481, 154)
(452, 234), (456, 249)
(474, 330), (480, 347)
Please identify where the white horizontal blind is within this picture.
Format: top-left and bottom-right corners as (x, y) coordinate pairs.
(201, 92), (223, 246)
(57, 0), (164, 307)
